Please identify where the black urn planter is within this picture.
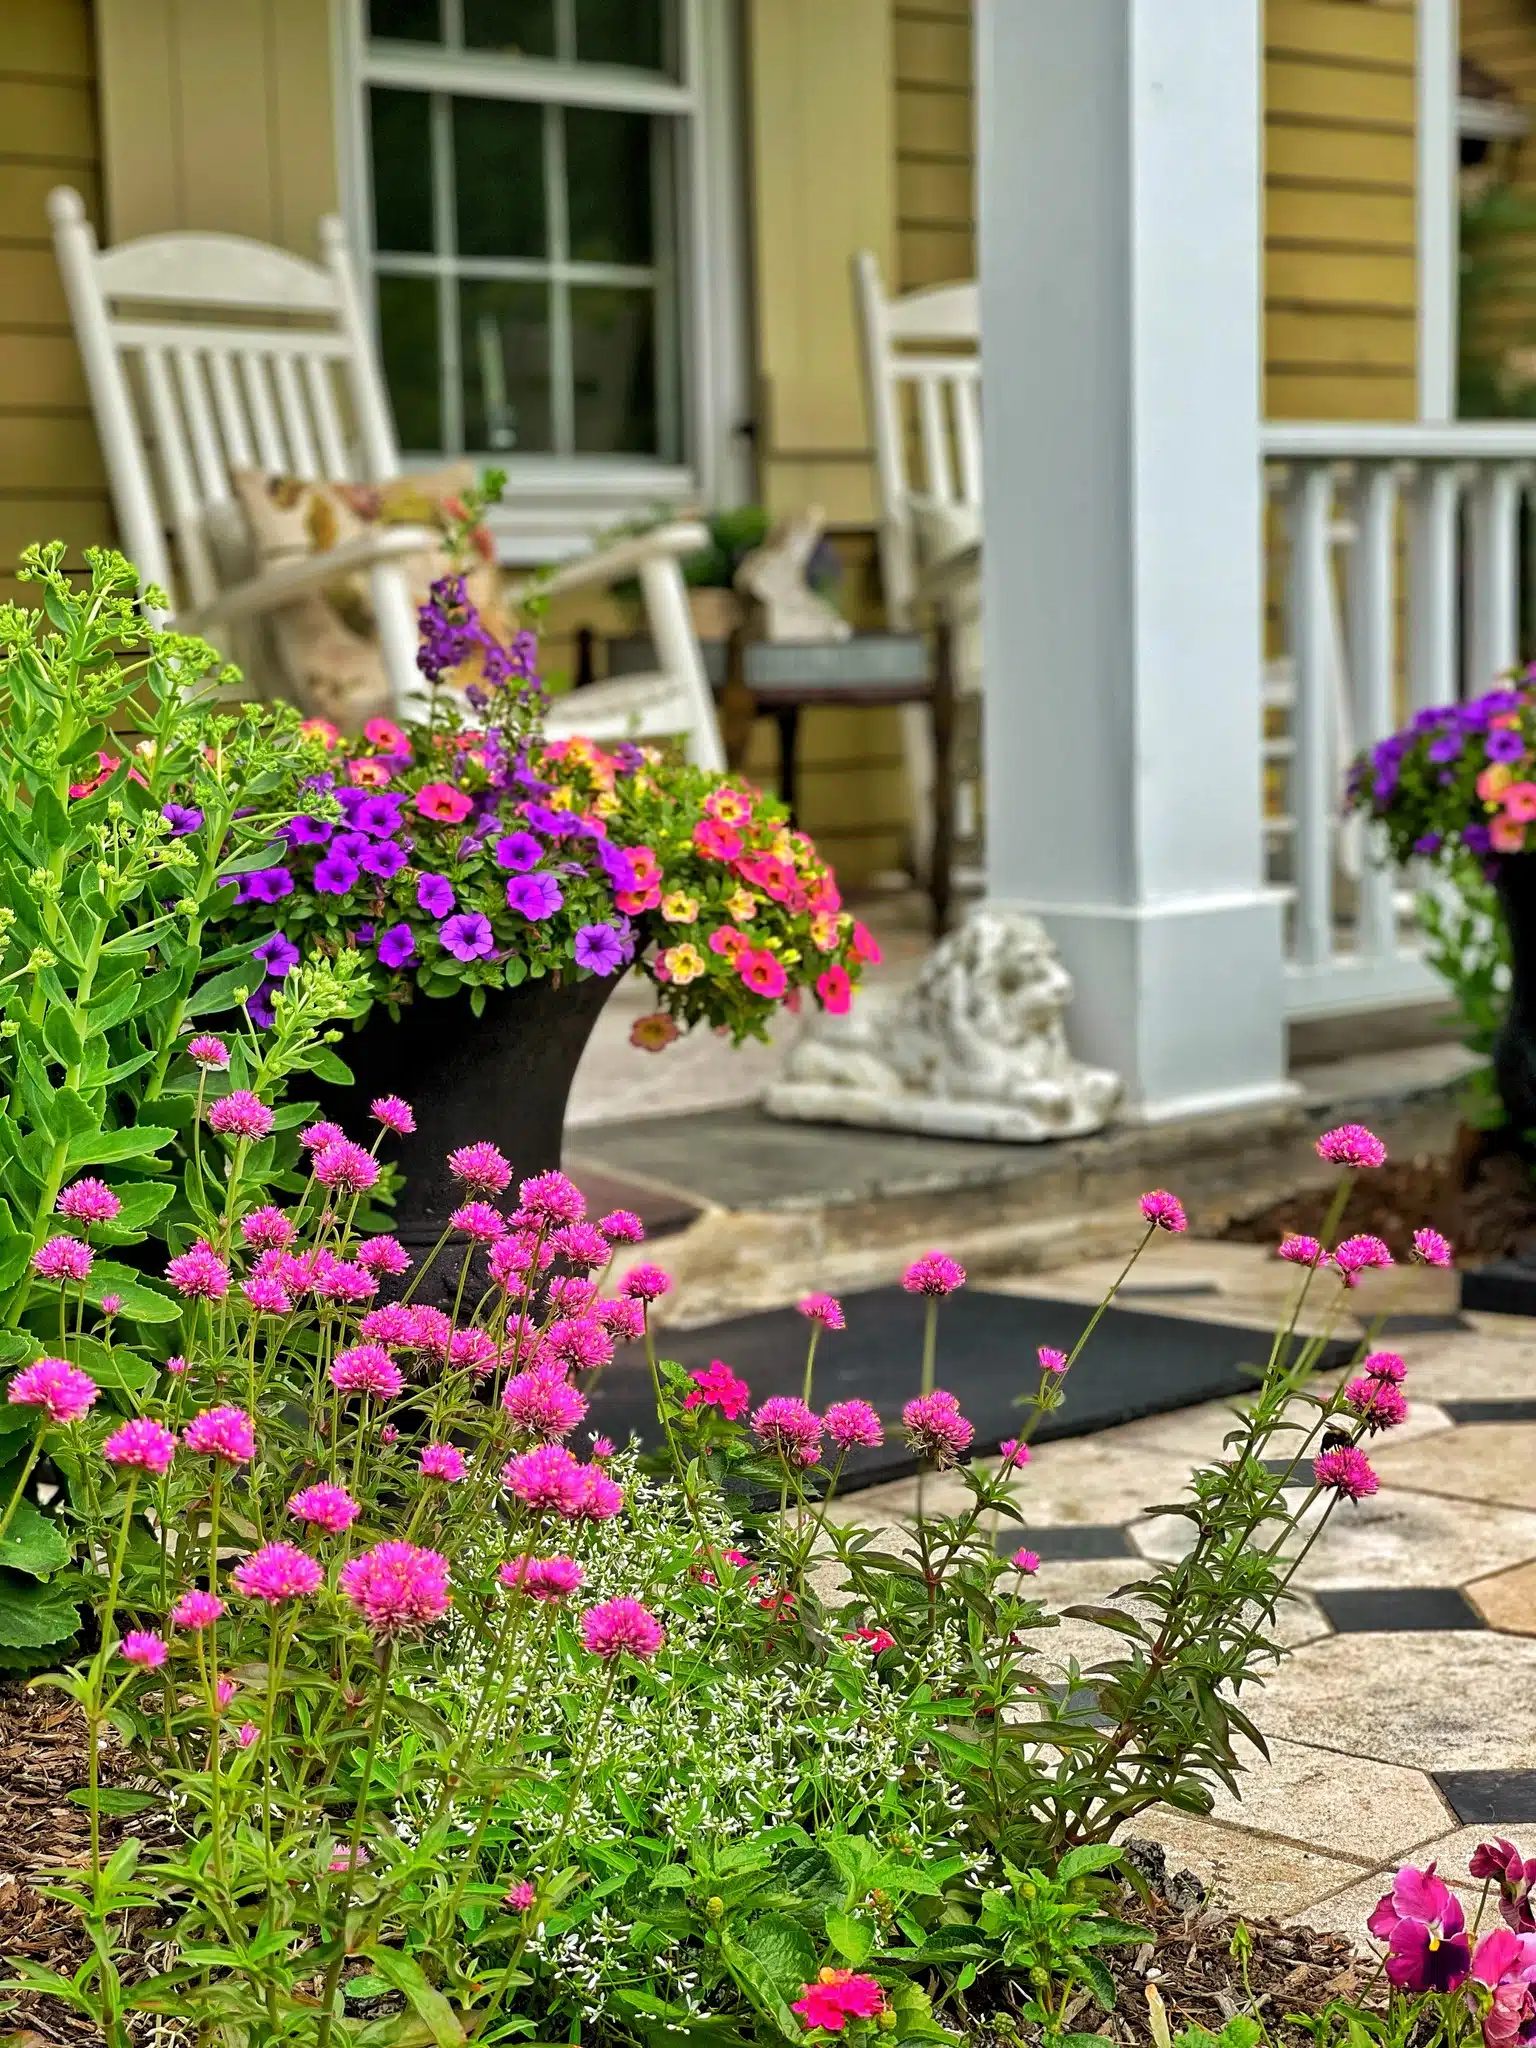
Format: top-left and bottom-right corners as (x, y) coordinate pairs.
(317, 973), (615, 1258)
(1492, 853), (1536, 1147)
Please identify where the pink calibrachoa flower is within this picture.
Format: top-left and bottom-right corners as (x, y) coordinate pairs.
(288, 1483), (361, 1532)
(902, 1390), (974, 1467)
(503, 1443), (585, 1513)
(8, 1357), (97, 1425)
(502, 1365), (588, 1441)
(31, 1235), (92, 1283)
(619, 1263), (672, 1303)
(1278, 1234), (1325, 1268)
(448, 1140), (512, 1194)
(1413, 1227), (1454, 1268)
(339, 1541), (452, 1637)
(1367, 1865), (1471, 1990)
(206, 1091), (275, 1140)
(120, 1631), (169, 1670)
(1314, 1443), (1379, 1500)
(312, 1140), (380, 1193)
(684, 1360), (751, 1421)
(186, 1033), (230, 1070)
(1317, 1122), (1388, 1169)
(103, 1418), (177, 1474)
(1344, 1376), (1409, 1432)
(414, 781), (472, 824)
(792, 1971), (888, 2032)
(243, 1275), (293, 1315)
(597, 1296), (646, 1343)
(499, 1554), (585, 1600)
(236, 1722), (259, 1748)
(357, 1234), (411, 1277)
(520, 1170), (585, 1223)
(451, 1200), (507, 1242)
(1334, 1233), (1394, 1285)
(1010, 1548), (1042, 1575)
(1037, 1347), (1068, 1375)
(56, 1178), (121, 1225)
(330, 1346), (405, 1401)
(1363, 1350), (1408, 1384)
(550, 1221), (610, 1270)
(599, 1209), (645, 1243)
(231, 1541), (324, 1603)
(240, 1205), (295, 1251)
(751, 1396), (824, 1467)
(504, 1880), (537, 1912)
(182, 1405), (256, 1464)
(824, 1400), (884, 1451)
(1140, 1189), (1188, 1233)
(165, 1240), (231, 1300)
(172, 1590), (226, 1630)
(901, 1252), (966, 1297)
(370, 1094), (416, 1135)
(420, 1442), (467, 1483)
(581, 1596), (664, 1661)
(797, 1292), (846, 1330)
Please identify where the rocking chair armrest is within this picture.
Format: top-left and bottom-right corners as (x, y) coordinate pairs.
(176, 525), (439, 633)
(504, 521), (710, 606)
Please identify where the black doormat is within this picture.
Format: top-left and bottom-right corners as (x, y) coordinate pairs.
(587, 1288), (1359, 1492)
(1461, 1259), (1536, 1317)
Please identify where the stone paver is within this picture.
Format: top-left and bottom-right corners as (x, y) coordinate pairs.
(1467, 1559), (1536, 1634)
(1372, 1424), (1536, 1511)
(1127, 1808), (1373, 1919)
(1198, 1737), (1454, 1865)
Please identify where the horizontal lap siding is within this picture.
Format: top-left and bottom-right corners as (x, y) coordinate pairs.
(1460, 0), (1536, 387)
(893, 4), (972, 293)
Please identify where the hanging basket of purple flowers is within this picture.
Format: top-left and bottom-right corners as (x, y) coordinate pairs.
(1347, 675), (1536, 867)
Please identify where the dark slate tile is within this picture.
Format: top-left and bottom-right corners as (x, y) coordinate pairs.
(1443, 1400), (1536, 1425)
(1002, 1524), (1136, 1560)
(1377, 1313), (1472, 1336)
(1314, 1587), (1487, 1634)
(1259, 1457), (1312, 1484)
(1434, 1771), (1536, 1825)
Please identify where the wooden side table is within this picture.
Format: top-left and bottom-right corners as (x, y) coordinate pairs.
(719, 627), (956, 936)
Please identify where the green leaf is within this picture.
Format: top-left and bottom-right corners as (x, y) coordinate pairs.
(106, 1181), (175, 1233)
(184, 965), (257, 1019)
(81, 1261), (180, 1324)
(360, 1949), (467, 2045)
(64, 1123), (175, 1170)
(41, 1006), (83, 1071)
(824, 1907), (874, 1967)
(60, 1336), (156, 1392)
(1057, 1843), (1123, 1883)
(0, 1573), (82, 1648)
(0, 1498), (70, 1579)
(66, 1786), (160, 1816)
(741, 1913), (819, 1999)
(1073, 1951), (1117, 2013)
(718, 1931), (804, 2042)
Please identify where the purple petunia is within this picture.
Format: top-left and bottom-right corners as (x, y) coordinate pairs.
(495, 831), (544, 873)
(417, 873), (455, 918)
(1488, 727), (1527, 764)
(236, 864), (295, 906)
(440, 912), (495, 961)
(1466, 822), (1494, 855)
(332, 831), (371, 861)
(506, 872), (563, 922)
(1427, 730), (1463, 765)
(284, 814), (334, 846)
(574, 923), (626, 975)
(246, 985), (277, 1029)
(356, 794), (406, 839)
(253, 931), (300, 979)
(313, 852), (359, 897)
(359, 839), (407, 880)
(595, 839), (638, 893)
(377, 923), (417, 969)
(161, 802), (203, 835)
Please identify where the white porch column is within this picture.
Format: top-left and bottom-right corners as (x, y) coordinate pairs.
(976, 0), (1290, 1123)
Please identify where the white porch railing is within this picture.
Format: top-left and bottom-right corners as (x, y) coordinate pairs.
(1263, 420), (1536, 1021)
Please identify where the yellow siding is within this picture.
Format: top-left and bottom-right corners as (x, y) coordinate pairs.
(1460, 0), (1536, 388)
(893, 3), (973, 290)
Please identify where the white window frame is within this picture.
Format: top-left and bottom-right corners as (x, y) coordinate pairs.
(331, 0), (751, 561)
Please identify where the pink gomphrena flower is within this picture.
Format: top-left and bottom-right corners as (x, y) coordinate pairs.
(172, 1589), (226, 1630)
(103, 1418), (177, 1475)
(503, 1443), (584, 1513)
(502, 1365), (588, 1442)
(618, 1263), (672, 1304)
(1037, 1347), (1068, 1375)
(797, 1292), (846, 1330)
(902, 1389), (975, 1468)
(288, 1482), (362, 1532)
(570, 1465), (624, 1522)
(1412, 1227), (1454, 1268)
(1316, 1122), (1387, 1170)
(8, 1357), (98, 1425)
(31, 1235), (92, 1283)
(901, 1252), (966, 1297)
(504, 1880), (537, 1912)
(1334, 1234), (1394, 1287)
(315, 1259), (378, 1307)
(1278, 1234), (1325, 1268)
(215, 1676), (238, 1710)
(120, 1630), (169, 1669)
(242, 1275), (293, 1316)
(448, 1327), (499, 1378)
(339, 1541), (452, 1638)
(186, 1033), (231, 1071)
(519, 1170), (585, 1224)
(1363, 1350), (1408, 1385)
(486, 1236), (536, 1290)
(380, 1424), (400, 1446)
(56, 1177), (122, 1226)
(165, 1240), (231, 1301)
(99, 1293), (122, 1318)
(313, 1140), (380, 1193)
(420, 1443), (467, 1483)
(240, 1205), (295, 1252)
(998, 1437), (1030, 1469)
(182, 1405), (256, 1465)
(824, 1399), (884, 1452)
(596, 1296), (646, 1343)
(751, 1396), (824, 1468)
(542, 1317), (614, 1375)
(451, 1200), (506, 1243)
(370, 1094), (416, 1136)
(1139, 1189), (1188, 1234)
(1314, 1443), (1379, 1500)
(1010, 1549), (1042, 1575)
(299, 1120), (346, 1153)
(590, 1435), (616, 1461)
(235, 1722), (259, 1748)
(404, 1305), (453, 1360)
(231, 1541), (324, 1603)
(549, 1221), (610, 1271)
(683, 1361), (751, 1421)
(581, 1596), (664, 1662)
(331, 1346), (404, 1401)
(1344, 1376), (1410, 1433)
(356, 1234), (412, 1277)
(206, 1091), (275, 1141)
(358, 1302), (417, 1348)
(546, 1274), (598, 1315)
(326, 1845), (370, 1875)
(164, 1355), (190, 1377)
(599, 1209), (645, 1244)
(499, 1555), (585, 1600)
(448, 1141), (512, 1195)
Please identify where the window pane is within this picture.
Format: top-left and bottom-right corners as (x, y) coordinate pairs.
(565, 108), (654, 265)
(463, 0), (555, 56)
(368, 0), (441, 41)
(575, 0), (668, 71)
(370, 89), (434, 253)
(462, 280), (551, 453)
(571, 286), (659, 455)
(378, 276), (441, 450)
(454, 97), (546, 260)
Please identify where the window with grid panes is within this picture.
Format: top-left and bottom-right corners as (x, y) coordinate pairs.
(360, 0), (688, 465)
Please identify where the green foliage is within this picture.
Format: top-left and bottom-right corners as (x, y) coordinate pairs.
(1417, 856), (1510, 1129)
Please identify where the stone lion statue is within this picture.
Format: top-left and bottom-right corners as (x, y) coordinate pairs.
(764, 909), (1122, 1141)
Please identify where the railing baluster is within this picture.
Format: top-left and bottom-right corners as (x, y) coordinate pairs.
(1347, 461), (1399, 963)
(1469, 462), (1524, 692)
(1409, 463), (1460, 712)
(1286, 461), (1337, 969)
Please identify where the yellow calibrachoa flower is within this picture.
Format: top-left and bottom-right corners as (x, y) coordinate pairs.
(546, 784), (574, 811)
(661, 891), (700, 924)
(663, 942), (705, 984)
(770, 829), (794, 860)
(724, 887), (759, 924)
(809, 912), (840, 953)
(592, 791), (620, 817)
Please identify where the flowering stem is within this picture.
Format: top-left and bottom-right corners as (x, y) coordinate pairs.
(315, 1641), (393, 2048)
(0, 1424), (44, 1548)
(801, 1324), (822, 1407)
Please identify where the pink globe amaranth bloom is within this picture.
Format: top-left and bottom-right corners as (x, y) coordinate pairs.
(520, 1170), (585, 1223)
(581, 1596), (664, 1662)
(1472, 1841), (1536, 1935)
(32, 1234), (92, 1283)
(1011, 1548), (1042, 1575)
(206, 1090), (275, 1141)
(546, 1274), (598, 1315)
(242, 1275), (293, 1315)
(236, 1721), (259, 1748)
(502, 1366), (588, 1442)
(486, 1235), (537, 1290)
(99, 1293), (122, 1317)
(313, 1258), (377, 1307)
(357, 1234), (412, 1277)
(420, 1442), (467, 1483)
(313, 1140), (380, 1193)
(172, 1589), (226, 1630)
(289, 1483), (362, 1532)
(164, 1355), (189, 1377)
(240, 1205), (295, 1252)
(358, 1303), (416, 1347)
(182, 1404), (256, 1464)
(103, 1418), (177, 1475)
(1363, 1350), (1408, 1384)
(1413, 1226), (1454, 1268)
(619, 1263), (672, 1303)
(370, 1094), (416, 1135)
(1278, 1234), (1325, 1268)
(751, 1396), (824, 1467)
(499, 1554), (585, 1600)
(330, 1345), (404, 1401)
(998, 1437), (1030, 1468)
(792, 1972), (887, 2032)
(902, 1389), (975, 1467)
(824, 1399), (883, 1451)
(340, 1541), (452, 1637)
(570, 1466), (624, 1522)
(590, 1435), (616, 1461)
(8, 1357), (97, 1425)
(120, 1630), (169, 1670)
(543, 1317), (614, 1374)
(1314, 1443), (1378, 1500)
(1316, 1122), (1388, 1170)
(448, 1141), (512, 1195)
(448, 1327), (499, 1377)
(901, 1252), (966, 1297)
(599, 1208), (645, 1244)
(231, 1541), (324, 1603)
(797, 1292), (846, 1330)
(684, 1360), (751, 1421)
(503, 1443), (585, 1512)
(57, 1177), (122, 1226)
(186, 1033), (230, 1070)
(165, 1240), (231, 1301)
(504, 1879), (537, 1912)
(1471, 1928), (1536, 2047)
(300, 1120), (347, 1152)
(1139, 1189), (1188, 1233)
(1343, 1375), (1409, 1433)
(597, 1296), (646, 1343)
(1334, 1234), (1394, 1285)
(1037, 1346), (1068, 1375)
(1367, 1864), (1471, 1990)
(550, 1221), (610, 1270)
(450, 1200), (507, 1243)
(215, 1676), (238, 1710)
(404, 1305), (453, 1360)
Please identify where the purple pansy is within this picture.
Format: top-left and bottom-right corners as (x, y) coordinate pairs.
(359, 839), (407, 880)
(377, 923), (417, 969)
(313, 852), (359, 897)
(506, 872), (564, 922)
(417, 873), (455, 918)
(252, 931), (300, 979)
(161, 802), (204, 836)
(494, 831), (544, 873)
(573, 923), (626, 975)
(440, 913), (495, 961)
